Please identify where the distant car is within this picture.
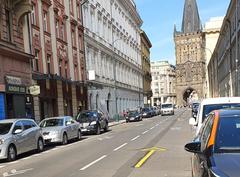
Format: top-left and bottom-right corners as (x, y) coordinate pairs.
(152, 106), (161, 115)
(161, 103), (174, 116)
(189, 97), (240, 135)
(0, 119), (44, 161)
(76, 110), (108, 135)
(40, 116), (81, 145)
(192, 102), (200, 118)
(141, 107), (153, 118)
(126, 110), (142, 122)
(185, 109), (240, 177)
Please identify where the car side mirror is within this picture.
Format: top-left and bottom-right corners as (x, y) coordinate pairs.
(189, 117), (197, 126)
(66, 122), (71, 126)
(184, 142), (201, 153)
(13, 129), (23, 134)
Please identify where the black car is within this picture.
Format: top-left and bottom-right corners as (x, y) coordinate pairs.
(141, 107), (153, 118)
(192, 102), (200, 118)
(126, 110), (142, 123)
(76, 110), (108, 135)
(185, 109), (240, 177)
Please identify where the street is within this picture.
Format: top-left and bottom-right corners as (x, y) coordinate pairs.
(0, 109), (193, 177)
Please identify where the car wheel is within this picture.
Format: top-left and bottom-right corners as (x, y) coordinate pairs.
(95, 124), (101, 135)
(104, 122), (109, 132)
(7, 145), (16, 162)
(77, 130), (82, 140)
(62, 133), (68, 145)
(37, 138), (44, 152)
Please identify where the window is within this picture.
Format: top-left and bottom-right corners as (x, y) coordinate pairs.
(31, 4), (36, 25)
(60, 22), (65, 40)
(47, 55), (51, 74)
(78, 34), (82, 50)
(56, 19), (59, 38)
(74, 64), (78, 80)
(59, 59), (62, 76)
(65, 61), (68, 78)
(22, 120), (35, 130)
(43, 12), (48, 31)
(5, 9), (11, 41)
(13, 121), (23, 133)
(33, 49), (40, 72)
(72, 28), (76, 46)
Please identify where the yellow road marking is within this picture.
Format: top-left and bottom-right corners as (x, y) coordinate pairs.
(135, 150), (155, 168)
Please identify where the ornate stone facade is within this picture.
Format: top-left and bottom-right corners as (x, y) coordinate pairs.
(174, 0), (205, 106)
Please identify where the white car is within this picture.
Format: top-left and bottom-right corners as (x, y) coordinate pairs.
(161, 103), (174, 116)
(189, 97), (240, 135)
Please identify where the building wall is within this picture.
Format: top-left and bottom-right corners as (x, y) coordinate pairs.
(150, 61), (176, 106)
(30, 0), (87, 122)
(83, 0), (143, 117)
(203, 17), (223, 98)
(140, 30), (152, 107)
(208, 0), (240, 97)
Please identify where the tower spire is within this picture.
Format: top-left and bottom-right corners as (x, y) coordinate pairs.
(181, 0), (201, 33)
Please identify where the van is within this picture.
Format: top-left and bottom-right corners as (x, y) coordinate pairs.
(189, 97), (240, 135)
(161, 103), (174, 116)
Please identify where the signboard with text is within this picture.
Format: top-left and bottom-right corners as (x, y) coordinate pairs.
(6, 84), (26, 94)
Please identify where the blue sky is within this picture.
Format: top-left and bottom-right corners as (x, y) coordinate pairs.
(135, 0), (231, 65)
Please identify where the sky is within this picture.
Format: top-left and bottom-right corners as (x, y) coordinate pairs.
(135, 0), (231, 65)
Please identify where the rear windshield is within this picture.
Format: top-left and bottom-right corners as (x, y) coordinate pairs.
(77, 112), (98, 122)
(202, 103), (240, 121)
(215, 116), (240, 153)
(0, 123), (13, 135)
(142, 108), (150, 112)
(161, 104), (173, 109)
(128, 111), (138, 116)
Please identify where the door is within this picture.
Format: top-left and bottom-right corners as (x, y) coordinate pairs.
(65, 117), (73, 139)
(98, 112), (105, 129)
(12, 121), (25, 154)
(13, 95), (25, 118)
(193, 115), (214, 177)
(70, 118), (79, 138)
(22, 120), (38, 151)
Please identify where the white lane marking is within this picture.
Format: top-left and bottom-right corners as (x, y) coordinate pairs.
(131, 135), (140, 141)
(32, 154), (41, 157)
(3, 168), (33, 177)
(142, 130), (149, 134)
(8, 161), (20, 164)
(113, 143), (128, 152)
(22, 156), (32, 160)
(150, 126), (155, 130)
(0, 165), (5, 169)
(42, 151), (49, 154)
(80, 155), (107, 171)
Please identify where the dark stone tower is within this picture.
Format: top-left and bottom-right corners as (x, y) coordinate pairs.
(174, 0), (205, 106)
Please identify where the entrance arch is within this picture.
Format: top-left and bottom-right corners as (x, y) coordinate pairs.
(183, 88), (198, 105)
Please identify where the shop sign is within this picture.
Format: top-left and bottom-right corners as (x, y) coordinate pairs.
(29, 85), (40, 96)
(6, 84), (26, 94)
(5, 76), (22, 85)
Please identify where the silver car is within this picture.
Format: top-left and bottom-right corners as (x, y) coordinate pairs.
(0, 119), (44, 161)
(39, 116), (81, 145)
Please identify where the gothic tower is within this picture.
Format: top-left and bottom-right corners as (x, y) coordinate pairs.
(174, 0), (205, 106)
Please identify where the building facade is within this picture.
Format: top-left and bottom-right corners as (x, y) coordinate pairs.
(83, 0), (143, 117)
(174, 0), (205, 106)
(30, 0), (87, 122)
(150, 61), (176, 106)
(0, 0), (33, 120)
(140, 30), (152, 107)
(203, 17), (223, 98)
(208, 0), (240, 97)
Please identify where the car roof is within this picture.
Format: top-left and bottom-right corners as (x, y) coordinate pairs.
(43, 116), (70, 120)
(200, 97), (240, 105)
(215, 109), (240, 117)
(0, 119), (35, 123)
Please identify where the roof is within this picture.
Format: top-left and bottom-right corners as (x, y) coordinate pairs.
(201, 97), (240, 105)
(0, 119), (34, 123)
(217, 109), (240, 117)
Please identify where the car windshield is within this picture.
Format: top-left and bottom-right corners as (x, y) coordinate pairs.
(0, 123), (13, 135)
(77, 112), (98, 123)
(162, 104), (173, 109)
(128, 111), (138, 116)
(215, 116), (240, 153)
(40, 119), (64, 127)
(142, 108), (150, 112)
(202, 103), (240, 121)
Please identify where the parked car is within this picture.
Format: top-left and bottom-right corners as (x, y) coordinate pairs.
(0, 119), (44, 161)
(189, 97), (240, 135)
(76, 110), (108, 135)
(192, 101), (200, 118)
(161, 103), (174, 116)
(126, 110), (142, 122)
(141, 107), (153, 118)
(39, 116), (81, 145)
(185, 109), (240, 177)
(152, 106), (161, 115)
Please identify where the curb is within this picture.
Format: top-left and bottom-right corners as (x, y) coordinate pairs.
(109, 120), (126, 127)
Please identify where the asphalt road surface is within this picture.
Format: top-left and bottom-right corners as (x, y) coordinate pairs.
(0, 109), (193, 177)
